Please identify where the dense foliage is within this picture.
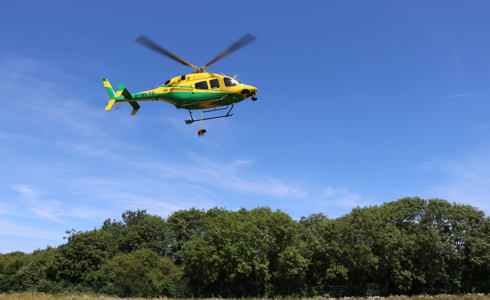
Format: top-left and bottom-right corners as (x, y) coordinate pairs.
(0, 198), (488, 297)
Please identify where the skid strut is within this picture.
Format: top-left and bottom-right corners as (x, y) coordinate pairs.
(185, 105), (234, 124)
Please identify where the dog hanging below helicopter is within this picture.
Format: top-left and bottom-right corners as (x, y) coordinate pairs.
(103, 33), (258, 136)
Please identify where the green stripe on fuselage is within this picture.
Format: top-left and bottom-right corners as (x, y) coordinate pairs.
(115, 90), (244, 110)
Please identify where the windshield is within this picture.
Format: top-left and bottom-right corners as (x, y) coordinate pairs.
(224, 77), (239, 87)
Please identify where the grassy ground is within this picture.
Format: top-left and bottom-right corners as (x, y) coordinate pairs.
(0, 293), (489, 300)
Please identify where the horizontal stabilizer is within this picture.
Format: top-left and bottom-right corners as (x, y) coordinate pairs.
(129, 101), (140, 115)
(122, 89), (132, 99)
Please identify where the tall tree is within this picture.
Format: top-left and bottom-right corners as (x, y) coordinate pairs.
(167, 208), (207, 264)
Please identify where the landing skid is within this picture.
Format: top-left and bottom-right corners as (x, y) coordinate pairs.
(185, 105), (234, 124)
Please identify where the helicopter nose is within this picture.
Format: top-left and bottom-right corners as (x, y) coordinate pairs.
(240, 85), (258, 95)
(248, 85), (258, 101)
(245, 86), (257, 94)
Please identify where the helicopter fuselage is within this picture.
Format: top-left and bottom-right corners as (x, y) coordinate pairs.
(109, 73), (257, 110)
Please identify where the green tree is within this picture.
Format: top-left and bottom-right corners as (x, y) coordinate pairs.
(119, 210), (170, 256)
(53, 229), (115, 284)
(0, 251), (30, 291)
(14, 247), (57, 291)
(184, 207), (308, 296)
(167, 208), (207, 264)
(98, 248), (182, 297)
(299, 213), (348, 287)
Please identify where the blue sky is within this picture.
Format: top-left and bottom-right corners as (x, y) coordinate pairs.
(1, 1), (490, 253)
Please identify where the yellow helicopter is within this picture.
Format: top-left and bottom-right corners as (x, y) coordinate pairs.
(103, 33), (258, 136)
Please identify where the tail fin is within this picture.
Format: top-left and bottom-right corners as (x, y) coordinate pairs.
(103, 78), (117, 111)
(103, 78), (140, 115)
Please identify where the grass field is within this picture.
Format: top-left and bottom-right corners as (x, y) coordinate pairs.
(0, 292), (489, 300)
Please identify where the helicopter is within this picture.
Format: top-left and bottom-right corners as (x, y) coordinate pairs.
(103, 33), (258, 136)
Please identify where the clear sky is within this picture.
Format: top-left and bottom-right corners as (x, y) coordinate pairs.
(1, 0), (490, 253)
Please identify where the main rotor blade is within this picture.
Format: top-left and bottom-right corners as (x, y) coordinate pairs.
(135, 35), (199, 71)
(201, 33), (257, 71)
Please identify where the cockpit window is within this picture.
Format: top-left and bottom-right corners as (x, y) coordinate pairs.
(195, 81), (209, 89)
(224, 77), (238, 87)
(164, 79), (170, 85)
(210, 79), (220, 89)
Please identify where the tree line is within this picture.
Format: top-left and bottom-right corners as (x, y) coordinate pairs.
(0, 197), (488, 297)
